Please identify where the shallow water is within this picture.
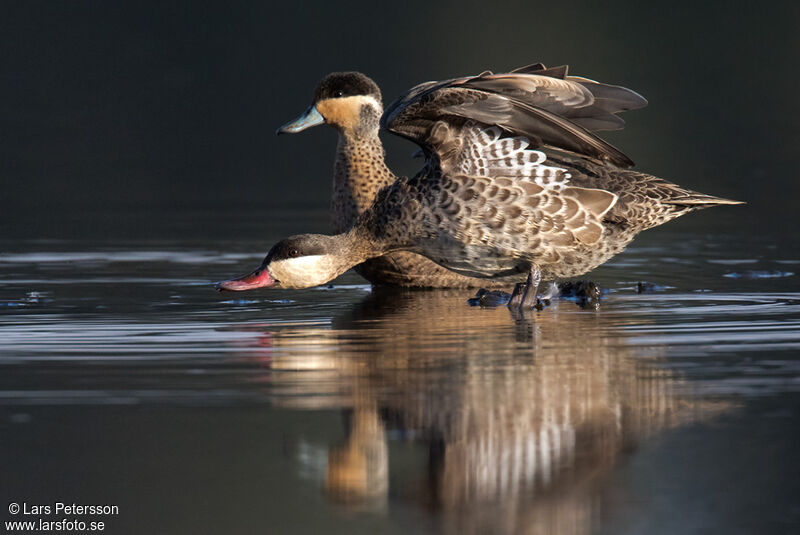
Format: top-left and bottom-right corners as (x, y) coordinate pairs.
(1, 208), (799, 535)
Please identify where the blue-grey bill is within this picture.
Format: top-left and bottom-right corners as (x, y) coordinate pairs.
(276, 105), (324, 134)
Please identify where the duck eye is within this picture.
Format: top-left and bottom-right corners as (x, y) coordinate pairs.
(290, 249), (299, 257)
(334, 90), (344, 98)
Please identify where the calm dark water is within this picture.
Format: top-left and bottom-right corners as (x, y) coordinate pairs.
(1, 206), (799, 535)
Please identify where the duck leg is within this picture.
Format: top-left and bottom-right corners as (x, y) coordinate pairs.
(507, 283), (526, 308)
(508, 267), (542, 309)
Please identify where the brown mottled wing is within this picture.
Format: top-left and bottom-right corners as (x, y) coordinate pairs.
(382, 64), (646, 169)
(418, 174), (618, 275)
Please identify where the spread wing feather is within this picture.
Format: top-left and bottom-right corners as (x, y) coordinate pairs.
(382, 63), (646, 171)
(448, 125), (573, 191)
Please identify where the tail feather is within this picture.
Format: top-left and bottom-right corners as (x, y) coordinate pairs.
(664, 195), (745, 206)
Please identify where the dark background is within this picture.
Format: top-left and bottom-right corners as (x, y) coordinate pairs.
(1, 1), (798, 238)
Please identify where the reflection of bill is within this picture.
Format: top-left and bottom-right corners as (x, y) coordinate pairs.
(228, 289), (726, 535)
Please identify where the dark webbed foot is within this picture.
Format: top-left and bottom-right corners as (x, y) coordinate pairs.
(558, 280), (602, 310)
(467, 288), (512, 307)
(470, 270), (603, 312)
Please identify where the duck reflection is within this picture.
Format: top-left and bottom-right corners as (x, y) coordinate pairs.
(233, 289), (721, 534)
(324, 402), (389, 509)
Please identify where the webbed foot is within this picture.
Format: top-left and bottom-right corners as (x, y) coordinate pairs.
(557, 280), (602, 310)
(467, 288), (512, 307)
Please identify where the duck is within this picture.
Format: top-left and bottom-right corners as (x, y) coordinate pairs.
(218, 64), (742, 307)
(274, 63), (649, 288)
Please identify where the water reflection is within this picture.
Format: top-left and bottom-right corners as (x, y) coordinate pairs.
(230, 289), (724, 534)
(1, 241), (798, 533)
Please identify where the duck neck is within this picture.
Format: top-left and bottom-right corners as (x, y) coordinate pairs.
(332, 127), (395, 233)
(323, 225), (394, 282)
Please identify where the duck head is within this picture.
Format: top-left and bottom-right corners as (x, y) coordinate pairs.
(277, 72), (383, 136)
(216, 234), (360, 291)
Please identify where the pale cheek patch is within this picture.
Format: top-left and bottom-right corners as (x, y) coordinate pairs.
(316, 96), (381, 130)
(268, 255), (337, 289)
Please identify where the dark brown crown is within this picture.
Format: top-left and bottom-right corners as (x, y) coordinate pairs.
(313, 71), (381, 103)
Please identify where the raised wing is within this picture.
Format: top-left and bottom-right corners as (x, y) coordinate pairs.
(382, 63), (646, 170)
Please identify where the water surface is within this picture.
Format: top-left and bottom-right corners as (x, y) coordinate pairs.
(1, 207), (798, 534)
